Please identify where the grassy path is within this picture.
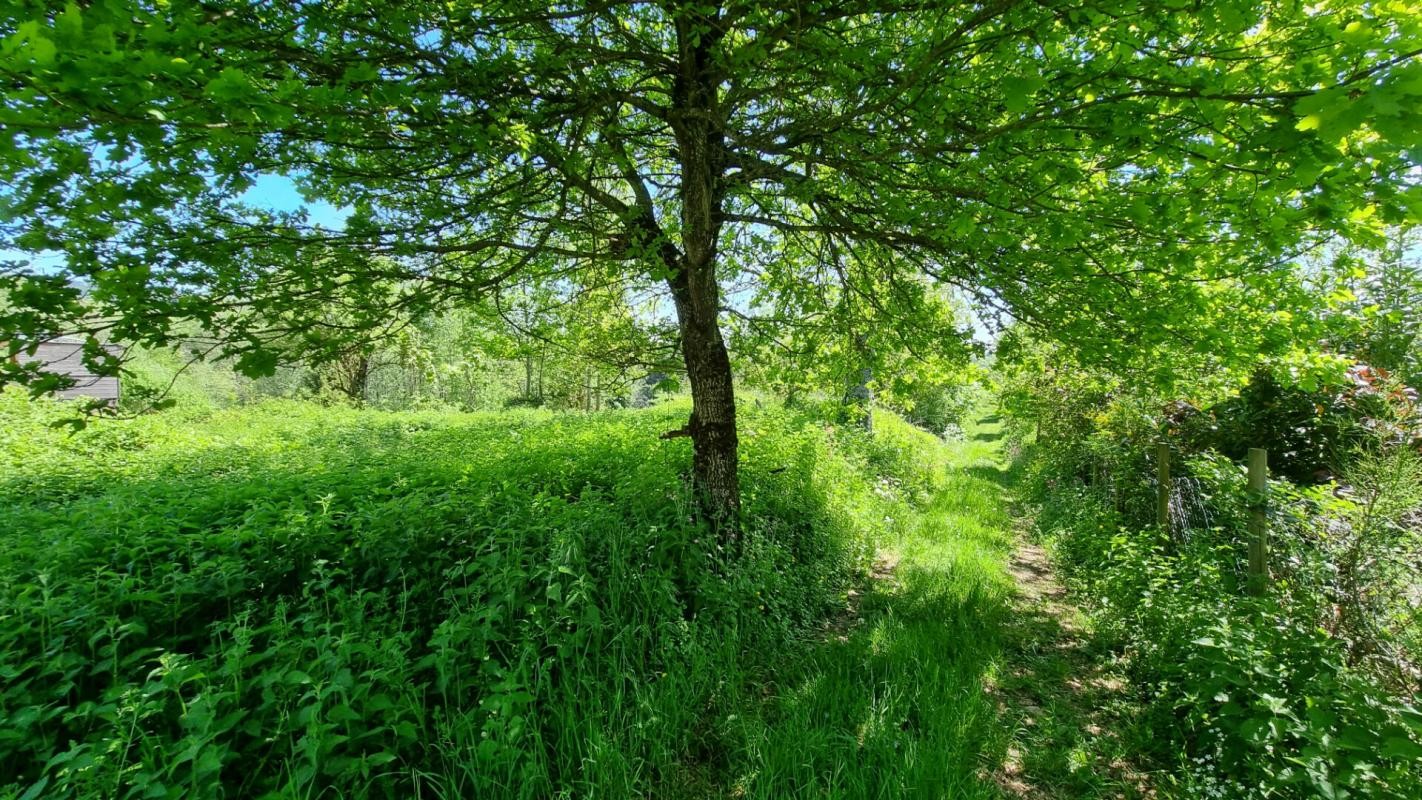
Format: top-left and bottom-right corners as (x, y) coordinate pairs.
(994, 536), (1155, 799)
(714, 416), (1153, 799)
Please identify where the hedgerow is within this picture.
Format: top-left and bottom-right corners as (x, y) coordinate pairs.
(1003, 362), (1422, 799)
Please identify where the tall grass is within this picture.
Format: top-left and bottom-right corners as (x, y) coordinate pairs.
(0, 393), (970, 798)
(701, 414), (1020, 798)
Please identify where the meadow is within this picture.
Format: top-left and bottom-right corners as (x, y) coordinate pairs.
(3, 3), (1417, 797)
(0, 392), (1022, 799)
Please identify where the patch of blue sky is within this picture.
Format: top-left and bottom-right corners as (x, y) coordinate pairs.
(239, 173), (350, 230)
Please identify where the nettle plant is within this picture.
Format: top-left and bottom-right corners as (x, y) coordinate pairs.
(0, 398), (945, 797)
(3, 0), (1419, 532)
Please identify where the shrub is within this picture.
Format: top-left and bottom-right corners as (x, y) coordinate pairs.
(1174, 366), (1421, 485)
(1033, 468), (1422, 799)
(896, 381), (982, 438)
(1011, 366), (1422, 798)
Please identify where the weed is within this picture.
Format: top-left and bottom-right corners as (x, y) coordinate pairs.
(0, 394), (932, 798)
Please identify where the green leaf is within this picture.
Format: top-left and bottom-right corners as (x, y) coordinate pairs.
(18, 776), (49, 800)
(1002, 75), (1044, 114)
(28, 35), (56, 66)
(205, 67), (253, 101)
(56, 4), (84, 40)
(234, 349), (279, 378)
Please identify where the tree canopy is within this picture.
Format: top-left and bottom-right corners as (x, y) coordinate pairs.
(2, 0), (1418, 524)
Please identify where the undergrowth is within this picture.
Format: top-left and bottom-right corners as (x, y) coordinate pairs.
(1014, 413), (1422, 798)
(0, 393), (944, 799)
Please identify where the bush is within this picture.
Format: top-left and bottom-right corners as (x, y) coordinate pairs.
(0, 395), (936, 798)
(1033, 471), (1422, 798)
(896, 381), (982, 438)
(1172, 366), (1421, 485)
(1022, 398), (1422, 799)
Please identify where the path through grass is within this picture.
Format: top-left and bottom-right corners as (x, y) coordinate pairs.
(710, 417), (1015, 797)
(993, 541), (1157, 799)
(712, 416), (1155, 799)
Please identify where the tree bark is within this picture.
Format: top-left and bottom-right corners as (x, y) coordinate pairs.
(352, 354), (369, 403)
(665, 5), (740, 532)
(845, 333), (873, 432)
(667, 275), (740, 530)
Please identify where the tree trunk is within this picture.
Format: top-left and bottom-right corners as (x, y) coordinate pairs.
(665, 7), (740, 531)
(668, 279), (740, 530)
(352, 354), (369, 403)
(845, 333), (873, 432)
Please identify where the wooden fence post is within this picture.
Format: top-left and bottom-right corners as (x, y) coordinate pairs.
(1247, 448), (1269, 596)
(1156, 442), (1171, 533)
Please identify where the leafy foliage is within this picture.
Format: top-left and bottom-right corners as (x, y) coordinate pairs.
(1318, 228), (1422, 386)
(1034, 480), (1422, 799)
(1003, 344), (1422, 798)
(3, 0), (1419, 520)
(893, 376), (985, 440)
(0, 394), (941, 799)
(1170, 366), (1421, 483)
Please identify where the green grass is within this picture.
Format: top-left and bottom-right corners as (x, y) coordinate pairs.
(699, 415), (1163, 799)
(703, 415), (1020, 798)
(3, 395), (1158, 799)
(0, 393), (976, 799)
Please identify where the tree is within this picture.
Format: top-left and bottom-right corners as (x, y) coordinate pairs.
(728, 243), (976, 426)
(1323, 228), (1422, 385)
(476, 277), (679, 408)
(2, 1), (1418, 529)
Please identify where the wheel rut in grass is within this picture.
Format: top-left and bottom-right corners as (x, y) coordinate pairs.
(700, 415), (1156, 799)
(989, 502), (1157, 798)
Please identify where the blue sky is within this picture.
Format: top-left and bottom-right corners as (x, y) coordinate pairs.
(242, 174), (350, 229)
(2, 173), (348, 271)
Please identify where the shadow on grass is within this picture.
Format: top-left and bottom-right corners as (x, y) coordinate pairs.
(987, 542), (1158, 799)
(968, 463), (1019, 490)
(706, 419), (1159, 800)
(700, 442), (1022, 799)
(703, 584), (1010, 798)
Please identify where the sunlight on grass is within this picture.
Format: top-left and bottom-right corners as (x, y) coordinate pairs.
(715, 416), (1020, 799)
